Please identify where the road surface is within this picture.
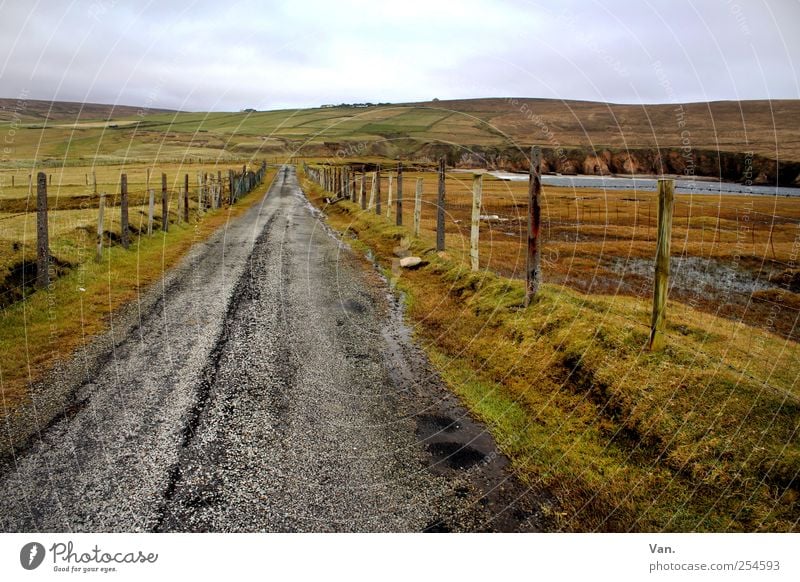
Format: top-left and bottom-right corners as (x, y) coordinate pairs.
(0, 167), (546, 532)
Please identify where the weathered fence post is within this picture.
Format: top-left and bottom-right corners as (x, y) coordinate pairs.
(648, 178), (675, 351)
(229, 170), (235, 204)
(524, 146), (542, 306)
(148, 189), (155, 235)
(197, 172), (203, 214)
(184, 174), (190, 222)
(436, 158), (445, 251)
(120, 173), (129, 249)
(414, 177), (423, 237)
(471, 174), (482, 272)
(360, 173), (366, 209)
(36, 172), (49, 288)
(96, 193), (105, 262)
(375, 166), (382, 215)
(396, 163), (403, 226)
(92, 171), (97, 195)
(368, 172), (376, 210)
(161, 173), (168, 233)
(386, 174), (393, 219)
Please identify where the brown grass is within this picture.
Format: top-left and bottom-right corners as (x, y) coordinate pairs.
(360, 170), (800, 340)
(0, 167), (276, 418)
(302, 168), (800, 531)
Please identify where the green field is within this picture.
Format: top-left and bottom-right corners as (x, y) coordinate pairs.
(3, 98), (799, 175)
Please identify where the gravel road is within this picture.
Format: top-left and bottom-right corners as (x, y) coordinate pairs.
(0, 167), (548, 532)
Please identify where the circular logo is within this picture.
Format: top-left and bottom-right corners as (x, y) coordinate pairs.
(20, 542), (45, 570)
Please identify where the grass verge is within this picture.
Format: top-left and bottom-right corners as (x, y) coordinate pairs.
(0, 169), (276, 418)
(301, 172), (799, 532)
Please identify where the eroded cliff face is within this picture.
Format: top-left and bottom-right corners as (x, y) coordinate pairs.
(445, 145), (800, 186)
(288, 140), (800, 187)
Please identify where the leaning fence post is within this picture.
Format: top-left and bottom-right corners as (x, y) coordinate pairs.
(436, 159), (446, 251)
(120, 173), (129, 249)
(648, 178), (675, 351)
(470, 174), (482, 272)
(524, 146), (542, 306)
(414, 177), (423, 237)
(396, 163), (403, 226)
(96, 193), (105, 262)
(161, 173), (169, 233)
(36, 172), (49, 288)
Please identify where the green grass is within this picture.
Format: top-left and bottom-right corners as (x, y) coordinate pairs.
(302, 169), (800, 532)
(0, 168), (276, 418)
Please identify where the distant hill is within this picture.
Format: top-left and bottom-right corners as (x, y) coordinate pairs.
(2, 96), (798, 184)
(0, 98), (177, 122)
(400, 97), (800, 160)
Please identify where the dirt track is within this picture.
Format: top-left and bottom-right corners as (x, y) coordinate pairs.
(0, 167), (547, 532)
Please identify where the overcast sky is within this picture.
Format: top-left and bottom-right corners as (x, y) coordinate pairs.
(1, 0), (798, 111)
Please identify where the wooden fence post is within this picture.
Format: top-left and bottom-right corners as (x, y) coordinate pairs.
(471, 174), (482, 272)
(148, 189), (155, 235)
(229, 170), (234, 204)
(648, 178), (675, 351)
(414, 177), (423, 237)
(524, 146), (542, 306)
(197, 172), (203, 213)
(92, 171), (97, 195)
(184, 174), (190, 222)
(120, 173), (129, 249)
(96, 193), (105, 262)
(368, 172), (376, 210)
(36, 172), (49, 288)
(396, 163), (403, 226)
(161, 173), (168, 233)
(386, 174), (393, 219)
(375, 166), (382, 215)
(360, 173), (367, 209)
(436, 158), (445, 251)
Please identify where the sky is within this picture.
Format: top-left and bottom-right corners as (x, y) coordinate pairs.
(0, 0), (798, 111)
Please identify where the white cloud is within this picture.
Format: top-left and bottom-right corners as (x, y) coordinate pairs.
(0, 0), (797, 111)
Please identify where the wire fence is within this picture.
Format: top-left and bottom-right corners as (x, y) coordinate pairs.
(304, 162), (800, 345)
(0, 162), (270, 308)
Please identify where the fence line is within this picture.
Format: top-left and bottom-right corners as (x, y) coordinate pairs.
(13, 161), (270, 306)
(302, 154), (800, 349)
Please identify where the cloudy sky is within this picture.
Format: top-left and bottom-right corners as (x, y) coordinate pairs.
(1, 0), (798, 111)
